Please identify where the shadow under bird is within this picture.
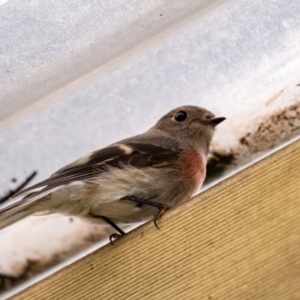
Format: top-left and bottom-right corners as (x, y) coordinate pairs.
(0, 106), (225, 237)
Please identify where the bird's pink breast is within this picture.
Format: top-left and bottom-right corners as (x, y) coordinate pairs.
(180, 147), (207, 199)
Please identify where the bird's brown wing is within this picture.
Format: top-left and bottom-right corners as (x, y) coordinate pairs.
(13, 138), (182, 197)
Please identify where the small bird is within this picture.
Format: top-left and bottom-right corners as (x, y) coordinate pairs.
(0, 106), (225, 237)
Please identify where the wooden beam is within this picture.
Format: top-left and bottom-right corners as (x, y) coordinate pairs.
(12, 139), (300, 299)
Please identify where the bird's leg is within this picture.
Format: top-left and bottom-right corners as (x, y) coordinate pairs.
(122, 196), (171, 229)
(89, 213), (125, 244)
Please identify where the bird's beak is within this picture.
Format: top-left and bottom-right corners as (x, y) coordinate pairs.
(205, 117), (226, 127)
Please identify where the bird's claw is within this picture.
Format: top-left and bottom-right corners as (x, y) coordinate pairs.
(154, 204), (171, 229)
(109, 233), (122, 244)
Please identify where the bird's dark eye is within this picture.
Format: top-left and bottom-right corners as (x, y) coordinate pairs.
(205, 114), (213, 120)
(174, 111), (187, 122)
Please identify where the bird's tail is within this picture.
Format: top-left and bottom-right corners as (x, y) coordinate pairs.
(0, 187), (59, 230)
(0, 199), (33, 230)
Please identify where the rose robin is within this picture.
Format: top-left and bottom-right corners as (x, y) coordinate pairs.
(0, 105), (225, 237)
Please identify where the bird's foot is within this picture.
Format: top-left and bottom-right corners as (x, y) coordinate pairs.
(122, 195), (171, 229)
